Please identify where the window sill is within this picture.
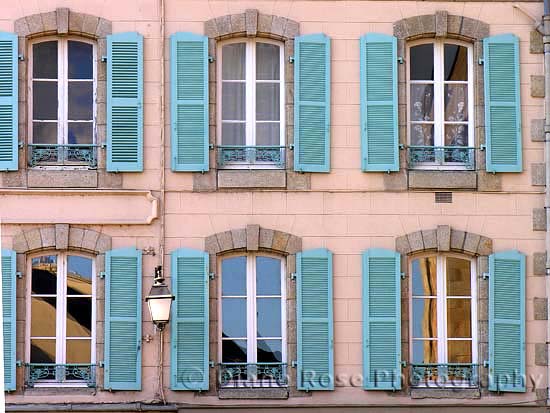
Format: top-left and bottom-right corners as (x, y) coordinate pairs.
(27, 169), (98, 188)
(410, 387), (481, 399)
(23, 386), (97, 396)
(218, 387), (289, 400)
(217, 169), (286, 189)
(408, 170), (477, 190)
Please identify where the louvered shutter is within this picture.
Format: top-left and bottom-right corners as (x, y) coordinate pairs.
(362, 249), (401, 390)
(294, 34), (331, 173)
(104, 247), (142, 390)
(170, 248), (209, 390)
(170, 33), (209, 172)
(107, 32), (143, 172)
(489, 250), (525, 392)
(0, 33), (18, 171)
(483, 34), (522, 172)
(2, 249), (16, 391)
(360, 34), (398, 172)
(297, 248), (333, 390)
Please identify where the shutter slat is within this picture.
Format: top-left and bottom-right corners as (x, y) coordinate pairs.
(362, 249), (401, 390)
(105, 247), (142, 390)
(170, 248), (209, 391)
(297, 248), (334, 390)
(171, 33), (209, 172)
(483, 34), (522, 172)
(107, 32), (143, 172)
(360, 33), (398, 172)
(2, 249), (16, 391)
(294, 34), (331, 173)
(0, 33), (18, 171)
(489, 250), (525, 392)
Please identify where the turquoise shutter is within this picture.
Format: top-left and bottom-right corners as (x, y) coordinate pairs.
(294, 34), (331, 173)
(0, 33), (18, 171)
(107, 32), (143, 172)
(483, 34), (522, 172)
(297, 248), (334, 390)
(104, 247), (142, 390)
(170, 33), (209, 172)
(489, 250), (525, 392)
(170, 248), (209, 390)
(2, 249), (16, 391)
(362, 249), (401, 390)
(360, 34), (398, 172)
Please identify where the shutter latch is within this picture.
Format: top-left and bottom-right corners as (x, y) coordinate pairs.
(483, 360), (489, 368)
(478, 58), (484, 65)
(400, 272), (406, 280)
(99, 271), (106, 279)
(16, 360), (23, 367)
(18, 54), (24, 61)
(290, 272), (297, 281)
(16, 271), (22, 279)
(482, 272), (489, 280)
(291, 361), (297, 368)
(208, 56), (215, 63)
(397, 56), (404, 64)
(480, 144), (486, 151)
(209, 272), (215, 280)
(209, 360), (215, 368)
(401, 361), (407, 367)
(98, 361), (105, 368)
(289, 56), (295, 63)
(101, 56), (107, 62)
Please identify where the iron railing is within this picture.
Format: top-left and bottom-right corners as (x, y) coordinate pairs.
(219, 363), (288, 387)
(28, 144), (98, 168)
(407, 146), (476, 170)
(410, 363), (479, 388)
(217, 145), (286, 168)
(25, 363), (96, 387)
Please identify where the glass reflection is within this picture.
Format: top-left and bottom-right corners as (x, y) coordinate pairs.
(33, 122), (58, 144)
(447, 298), (471, 338)
(257, 298), (281, 337)
(256, 83), (280, 121)
(222, 43), (246, 80)
(256, 123), (280, 146)
(410, 124), (434, 146)
(66, 339), (91, 364)
(222, 298), (247, 338)
(31, 297), (57, 337)
(448, 340), (472, 363)
(257, 339), (282, 363)
(68, 41), (93, 79)
(412, 298), (437, 338)
(66, 297), (92, 337)
(68, 122), (93, 145)
(410, 84), (434, 122)
(68, 82), (93, 120)
(444, 125), (468, 149)
(222, 339), (247, 363)
(412, 257), (437, 296)
(446, 257), (471, 296)
(256, 43), (280, 80)
(32, 256), (57, 294)
(67, 256), (92, 295)
(444, 44), (468, 81)
(221, 256), (246, 296)
(31, 339), (56, 364)
(33, 81), (58, 120)
(33, 41), (58, 79)
(412, 340), (437, 364)
(256, 256), (281, 296)
(410, 44), (434, 80)
(444, 84), (468, 122)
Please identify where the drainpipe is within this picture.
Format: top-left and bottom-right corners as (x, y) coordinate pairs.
(544, 0), (550, 406)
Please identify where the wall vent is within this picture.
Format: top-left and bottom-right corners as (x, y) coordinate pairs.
(435, 192), (452, 203)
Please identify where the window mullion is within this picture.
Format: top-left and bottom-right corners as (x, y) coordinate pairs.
(247, 255), (256, 364)
(434, 41), (444, 147)
(246, 41), (255, 147)
(437, 255), (446, 365)
(56, 253), (65, 366)
(59, 39), (66, 146)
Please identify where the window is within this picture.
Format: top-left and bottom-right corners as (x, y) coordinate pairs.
(407, 39), (474, 170)
(26, 253), (96, 387)
(29, 38), (97, 168)
(409, 254), (478, 388)
(219, 254), (286, 387)
(217, 39), (285, 169)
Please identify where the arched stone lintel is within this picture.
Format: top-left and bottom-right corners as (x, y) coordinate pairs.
(204, 225), (301, 255)
(393, 12), (489, 41)
(396, 225), (493, 256)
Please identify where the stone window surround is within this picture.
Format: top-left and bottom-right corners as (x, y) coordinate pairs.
(396, 225), (492, 397)
(195, 9), (311, 192)
(393, 13), (501, 192)
(11, 224), (112, 392)
(4, 9), (121, 190)
(204, 225), (303, 398)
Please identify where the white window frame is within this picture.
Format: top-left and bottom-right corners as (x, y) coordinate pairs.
(218, 252), (287, 387)
(25, 252), (96, 388)
(216, 38), (285, 169)
(28, 36), (97, 169)
(406, 39), (474, 170)
(409, 253), (478, 388)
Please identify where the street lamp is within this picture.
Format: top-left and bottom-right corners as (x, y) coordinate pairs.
(145, 266), (175, 331)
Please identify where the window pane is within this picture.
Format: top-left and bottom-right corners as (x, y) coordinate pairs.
(221, 256), (246, 296)
(67, 256), (93, 295)
(33, 81), (58, 120)
(66, 340), (91, 364)
(222, 43), (245, 80)
(222, 298), (247, 338)
(66, 297), (92, 337)
(257, 298), (281, 338)
(446, 257), (471, 296)
(222, 82), (246, 120)
(447, 298), (471, 338)
(31, 297), (57, 337)
(256, 83), (280, 121)
(256, 256), (281, 296)
(410, 84), (434, 122)
(444, 125), (468, 148)
(448, 340), (472, 363)
(68, 41), (93, 79)
(256, 123), (280, 146)
(411, 340), (437, 364)
(30, 339), (56, 364)
(33, 41), (58, 79)
(410, 44), (434, 81)
(32, 255), (57, 294)
(257, 339), (282, 363)
(412, 298), (437, 338)
(221, 123), (246, 146)
(411, 124), (434, 146)
(256, 43), (280, 80)
(33, 122), (58, 144)
(222, 339), (247, 363)
(411, 257), (437, 296)
(445, 84), (468, 122)
(68, 122), (93, 144)
(444, 44), (468, 81)
(68, 82), (93, 120)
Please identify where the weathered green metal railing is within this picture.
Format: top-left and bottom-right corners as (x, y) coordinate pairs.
(25, 363), (96, 387)
(28, 144), (98, 168)
(219, 363), (288, 387)
(410, 363), (479, 388)
(217, 145), (286, 168)
(407, 146), (475, 170)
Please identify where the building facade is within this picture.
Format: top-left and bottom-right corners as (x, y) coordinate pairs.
(0, 0), (548, 411)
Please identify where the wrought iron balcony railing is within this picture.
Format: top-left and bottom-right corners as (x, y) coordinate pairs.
(219, 362), (288, 387)
(217, 145), (286, 169)
(28, 144), (99, 168)
(25, 363), (96, 387)
(410, 363), (479, 388)
(407, 146), (476, 170)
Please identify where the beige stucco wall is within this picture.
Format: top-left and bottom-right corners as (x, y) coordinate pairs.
(0, 0), (546, 409)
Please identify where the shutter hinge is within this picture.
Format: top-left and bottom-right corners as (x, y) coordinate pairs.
(291, 360), (297, 368)
(98, 361), (105, 368)
(16, 360), (23, 367)
(100, 143), (107, 149)
(289, 56), (295, 63)
(101, 56), (107, 62)
(397, 56), (404, 64)
(209, 144), (214, 150)
(99, 271), (106, 279)
(478, 58), (484, 65)
(483, 360), (489, 368)
(400, 272), (406, 280)
(208, 56), (215, 63)
(18, 54), (24, 61)
(15, 271), (22, 279)
(288, 144), (294, 150)
(399, 144), (405, 150)
(290, 272), (297, 281)
(482, 272), (489, 280)
(480, 144), (486, 151)
(18, 141), (24, 149)
(401, 361), (407, 367)
(209, 272), (215, 280)
(209, 360), (215, 368)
